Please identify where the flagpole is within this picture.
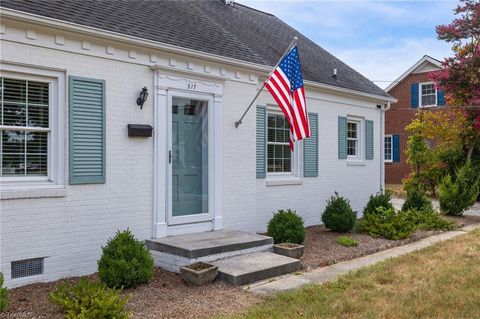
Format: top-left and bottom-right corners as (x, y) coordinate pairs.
(235, 36), (298, 128)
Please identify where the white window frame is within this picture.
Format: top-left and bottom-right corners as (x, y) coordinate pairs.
(419, 81), (437, 107)
(266, 105), (302, 183)
(0, 64), (65, 191)
(347, 118), (362, 160)
(384, 134), (393, 163)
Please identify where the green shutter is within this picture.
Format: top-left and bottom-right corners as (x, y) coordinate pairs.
(365, 120), (374, 160)
(256, 105), (267, 178)
(338, 116), (347, 159)
(304, 112), (318, 177)
(69, 76), (106, 184)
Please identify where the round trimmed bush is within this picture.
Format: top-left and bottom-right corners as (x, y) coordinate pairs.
(322, 192), (356, 232)
(98, 229), (154, 289)
(401, 188), (432, 212)
(267, 209), (305, 244)
(363, 191), (394, 216)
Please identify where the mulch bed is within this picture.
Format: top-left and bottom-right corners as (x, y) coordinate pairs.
(301, 215), (480, 270)
(3, 269), (262, 319)
(5, 215), (479, 318)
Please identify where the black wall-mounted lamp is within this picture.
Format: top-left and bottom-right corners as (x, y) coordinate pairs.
(136, 87), (149, 109)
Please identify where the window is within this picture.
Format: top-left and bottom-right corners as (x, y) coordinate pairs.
(1, 64), (65, 192)
(384, 135), (392, 162)
(0, 78), (49, 177)
(347, 120), (360, 157)
(420, 83), (437, 107)
(267, 112), (291, 173)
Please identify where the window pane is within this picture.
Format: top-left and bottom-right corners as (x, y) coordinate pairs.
(3, 103), (26, 126)
(348, 122), (357, 138)
(422, 94), (436, 106)
(347, 140), (357, 156)
(2, 78), (27, 103)
(28, 81), (49, 105)
(2, 130), (25, 153)
(28, 104), (49, 128)
(1, 153), (24, 176)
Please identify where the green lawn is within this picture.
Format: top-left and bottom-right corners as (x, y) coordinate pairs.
(223, 228), (480, 319)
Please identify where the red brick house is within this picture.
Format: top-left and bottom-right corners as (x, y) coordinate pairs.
(384, 55), (445, 184)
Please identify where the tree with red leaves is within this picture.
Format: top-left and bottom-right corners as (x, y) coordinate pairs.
(429, 0), (480, 161)
(430, 0), (480, 106)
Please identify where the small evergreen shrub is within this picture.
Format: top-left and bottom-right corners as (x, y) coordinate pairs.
(267, 209), (305, 244)
(439, 162), (480, 216)
(363, 191), (394, 216)
(49, 278), (130, 318)
(336, 236), (358, 247)
(357, 206), (455, 240)
(98, 229), (154, 289)
(402, 188), (433, 211)
(357, 207), (415, 240)
(322, 192), (356, 232)
(0, 273), (8, 313)
(403, 208), (455, 231)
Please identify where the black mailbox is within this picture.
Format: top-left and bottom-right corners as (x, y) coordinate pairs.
(128, 124), (153, 137)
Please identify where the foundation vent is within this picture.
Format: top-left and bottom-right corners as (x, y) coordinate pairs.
(11, 257), (44, 279)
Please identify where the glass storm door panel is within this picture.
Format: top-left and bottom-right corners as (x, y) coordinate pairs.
(171, 97), (208, 217)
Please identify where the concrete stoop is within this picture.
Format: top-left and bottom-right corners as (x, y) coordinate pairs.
(212, 252), (301, 286)
(145, 230), (300, 285)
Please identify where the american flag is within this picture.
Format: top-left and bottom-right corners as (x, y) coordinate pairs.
(265, 45), (309, 150)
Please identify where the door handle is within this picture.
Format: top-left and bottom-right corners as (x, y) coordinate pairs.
(169, 150), (175, 163)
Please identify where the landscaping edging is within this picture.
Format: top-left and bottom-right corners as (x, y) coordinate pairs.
(247, 224), (480, 294)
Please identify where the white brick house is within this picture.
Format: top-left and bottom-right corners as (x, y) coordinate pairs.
(0, 0), (395, 287)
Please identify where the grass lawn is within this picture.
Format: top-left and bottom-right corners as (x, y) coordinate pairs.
(224, 228), (480, 319)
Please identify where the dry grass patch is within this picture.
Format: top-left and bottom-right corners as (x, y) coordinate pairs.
(225, 229), (480, 319)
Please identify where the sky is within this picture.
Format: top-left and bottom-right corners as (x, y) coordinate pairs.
(241, 0), (457, 89)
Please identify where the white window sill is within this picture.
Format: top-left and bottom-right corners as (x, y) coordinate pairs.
(346, 160), (366, 166)
(266, 177), (303, 186)
(1, 185), (66, 200)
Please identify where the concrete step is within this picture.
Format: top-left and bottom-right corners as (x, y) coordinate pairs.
(212, 252), (301, 286)
(146, 230), (274, 273)
(146, 230), (273, 259)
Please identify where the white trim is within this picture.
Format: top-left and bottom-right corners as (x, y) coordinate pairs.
(153, 71), (223, 238)
(1, 8), (395, 104)
(386, 55), (442, 92)
(0, 64), (65, 192)
(419, 81), (438, 107)
(346, 118), (362, 160)
(384, 134), (393, 163)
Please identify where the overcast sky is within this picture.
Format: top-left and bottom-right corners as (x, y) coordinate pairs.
(241, 0), (456, 89)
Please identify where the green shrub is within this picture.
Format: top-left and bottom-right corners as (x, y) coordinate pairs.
(322, 192), (356, 232)
(357, 207), (415, 240)
(402, 188), (433, 211)
(98, 229), (154, 289)
(0, 273), (7, 313)
(403, 208), (455, 231)
(363, 191), (394, 216)
(267, 209), (305, 244)
(439, 162), (479, 216)
(336, 236), (358, 247)
(49, 278), (130, 318)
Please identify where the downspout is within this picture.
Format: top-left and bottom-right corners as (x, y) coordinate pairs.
(380, 101), (391, 192)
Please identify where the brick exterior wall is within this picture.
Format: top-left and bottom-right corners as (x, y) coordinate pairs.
(385, 72), (434, 184)
(1, 22), (386, 288)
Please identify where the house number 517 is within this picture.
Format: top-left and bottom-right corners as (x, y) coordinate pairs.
(187, 82), (197, 90)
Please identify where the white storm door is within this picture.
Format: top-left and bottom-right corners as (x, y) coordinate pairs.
(167, 91), (214, 225)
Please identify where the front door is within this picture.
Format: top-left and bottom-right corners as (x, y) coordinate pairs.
(167, 93), (213, 225)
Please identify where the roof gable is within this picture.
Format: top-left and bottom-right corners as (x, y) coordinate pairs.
(1, 0), (391, 98)
(386, 55), (442, 92)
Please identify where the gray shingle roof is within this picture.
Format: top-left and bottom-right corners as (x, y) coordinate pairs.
(1, 0), (390, 98)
